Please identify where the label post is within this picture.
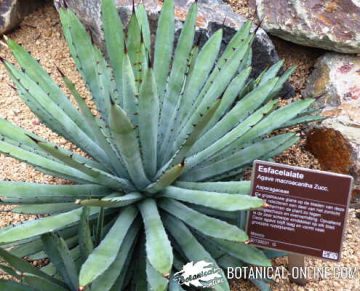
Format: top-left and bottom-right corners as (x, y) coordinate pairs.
(288, 254), (306, 285)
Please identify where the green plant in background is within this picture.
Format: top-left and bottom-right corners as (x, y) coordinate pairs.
(0, 0), (321, 290)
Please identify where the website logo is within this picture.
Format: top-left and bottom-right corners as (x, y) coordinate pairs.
(173, 260), (224, 288)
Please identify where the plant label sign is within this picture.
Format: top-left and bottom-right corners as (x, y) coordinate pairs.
(247, 160), (353, 261)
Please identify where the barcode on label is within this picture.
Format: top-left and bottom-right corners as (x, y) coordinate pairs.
(322, 250), (338, 260)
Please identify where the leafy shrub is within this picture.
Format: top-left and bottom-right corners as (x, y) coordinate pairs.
(0, 0), (319, 290)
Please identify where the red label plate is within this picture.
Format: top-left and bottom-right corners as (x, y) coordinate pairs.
(247, 160), (353, 261)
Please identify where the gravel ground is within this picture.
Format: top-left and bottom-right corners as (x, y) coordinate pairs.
(0, 2), (358, 290)
(226, 0), (257, 22)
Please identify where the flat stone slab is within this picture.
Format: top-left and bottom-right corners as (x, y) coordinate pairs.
(256, 0), (360, 54)
(55, 0), (294, 97)
(304, 53), (360, 200)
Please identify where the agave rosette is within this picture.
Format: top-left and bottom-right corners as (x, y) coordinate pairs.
(0, 0), (320, 290)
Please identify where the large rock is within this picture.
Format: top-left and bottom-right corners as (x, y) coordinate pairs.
(303, 53), (360, 202)
(54, 0), (294, 97)
(0, 0), (45, 34)
(256, 0), (360, 54)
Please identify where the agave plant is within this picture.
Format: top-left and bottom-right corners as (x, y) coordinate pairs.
(0, 0), (320, 290)
(0, 231), (87, 291)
